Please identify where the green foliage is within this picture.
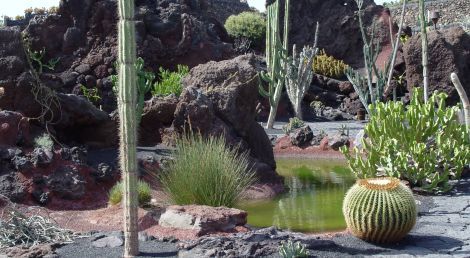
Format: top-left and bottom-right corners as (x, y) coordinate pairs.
(111, 57), (153, 124)
(34, 133), (54, 151)
(108, 180), (152, 206)
(282, 117), (305, 134)
(160, 133), (257, 208)
(313, 49), (348, 79)
(343, 177), (417, 243)
(152, 65), (189, 97)
(279, 240), (309, 258)
(80, 85), (101, 103)
(341, 88), (470, 193)
(225, 11), (266, 47)
(27, 47), (59, 74)
(259, 0), (290, 129)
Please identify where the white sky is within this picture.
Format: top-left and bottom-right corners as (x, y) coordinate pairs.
(2, 0), (388, 17)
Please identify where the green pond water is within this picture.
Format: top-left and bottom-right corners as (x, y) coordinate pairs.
(237, 158), (355, 233)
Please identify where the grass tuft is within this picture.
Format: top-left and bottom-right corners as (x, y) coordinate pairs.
(160, 133), (257, 208)
(108, 180), (152, 206)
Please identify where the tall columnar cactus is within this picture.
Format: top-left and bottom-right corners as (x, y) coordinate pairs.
(419, 0), (429, 103)
(451, 73), (470, 140)
(259, 0), (290, 129)
(284, 23), (319, 119)
(117, 0), (139, 256)
(346, 0), (407, 114)
(343, 177), (417, 244)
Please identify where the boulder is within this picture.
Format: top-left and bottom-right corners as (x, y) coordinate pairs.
(290, 125), (314, 147)
(0, 111), (31, 147)
(403, 27), (470, 104)
(48, 165), (86, 200)
(159, 205), (247, 235)
(181, 55), (280, 182)
(140, 95), (179, 146)
(328, 134), (350, 151)
(0, 173), (26, 202)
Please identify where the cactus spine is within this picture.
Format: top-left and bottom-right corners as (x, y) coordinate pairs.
(343, 177), (417, 244)
(259, 0), (290, 129)
(117, 0), (139, 256)
(284, 22), (319, 120)
(451, 73), (470, 140)
(419, 0), (429, 103)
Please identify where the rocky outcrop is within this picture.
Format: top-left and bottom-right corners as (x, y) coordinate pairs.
(205, 0), (252, 25)
(390, 0), (470, 29)
(159, 205), (247, 235)
(403, 27), (470, 104)
(288, 0), (392, 68)
(178, 54), (280, 183)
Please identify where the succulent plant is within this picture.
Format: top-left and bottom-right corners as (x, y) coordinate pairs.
(343, 177), (417, 244)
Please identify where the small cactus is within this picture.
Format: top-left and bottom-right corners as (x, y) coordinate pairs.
(343, 177), (417, 244)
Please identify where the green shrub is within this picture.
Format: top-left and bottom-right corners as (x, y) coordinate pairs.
(313, 49), (349, 79)
(225, 11), (266, 47)
(282, 117), (306, 134)
(160, 133), (257, 207)
(279, 240), (309, 258)
(34, 133), (54, 151)
(341, 88), (470, 193)
(152, 65), (189, 97)
(108, 180), (152, 206)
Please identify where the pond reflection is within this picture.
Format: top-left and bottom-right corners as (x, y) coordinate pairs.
(237, 158), (355, 233)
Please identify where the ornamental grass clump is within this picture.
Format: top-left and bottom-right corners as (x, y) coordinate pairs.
(108, 180), (152, 206)
(160, 134), (257, 208)
(341, 88), (470, 193)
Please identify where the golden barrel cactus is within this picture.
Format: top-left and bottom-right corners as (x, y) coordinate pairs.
(342, 177), (417, 243)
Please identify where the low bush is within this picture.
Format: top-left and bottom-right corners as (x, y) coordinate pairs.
(313, 49), (348, 79)
(108, 180), (152, 206)
(225, 11), (265, 49)
(160, 133), (256, 207)
(152, 65), (189, 97)
(341, 88), (470, 193)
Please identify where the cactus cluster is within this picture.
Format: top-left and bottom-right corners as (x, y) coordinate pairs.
(259, 0), (290, 129)
(285, 34), (319, 119)
(312, 49), (348, 79)
(343, 177), (417, 244)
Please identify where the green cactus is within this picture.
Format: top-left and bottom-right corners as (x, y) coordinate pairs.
(259, 0), (290, 129)
(313, 49), (348, 79)
(116, 0), (139, 256)
(343, 177), (417, 244)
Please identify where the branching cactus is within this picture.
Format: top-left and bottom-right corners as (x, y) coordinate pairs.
(419, 0), (429, 103)
(284, 23), (319, 119)
(259, 0), (290, 129)
(346, 0), (407, 114)
(451, 73), (470, 139)
(117, 0), (139, 256)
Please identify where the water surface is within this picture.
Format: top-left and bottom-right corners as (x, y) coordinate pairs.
(237, 158), (355, 233)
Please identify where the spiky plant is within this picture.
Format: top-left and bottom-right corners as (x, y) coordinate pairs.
(343, 177), (417, 243)
(259, 0), (290, 129)
(108, 180), (152, 206)
(117, 0), (139, 256)
(285, 23), (319, 120)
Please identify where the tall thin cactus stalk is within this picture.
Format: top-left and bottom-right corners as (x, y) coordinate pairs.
(385, 0), (407, 98)
(117, 0), (139, 256)
(346, 0), (407, 114)
(284, 23), (319, 119)
(259, 0), (290, 129)
(451, 73), (470, 140)
(419, 0), (429, 103)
